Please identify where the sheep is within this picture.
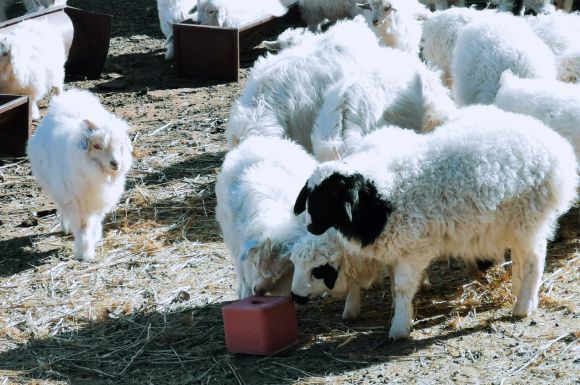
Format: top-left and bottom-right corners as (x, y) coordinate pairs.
(293, 106), (578, 340)
(557, 46), (580, 83)
(195, 0), (287, 28)
(418, 0), (465, 11)
(451, 12), (557, 106)
(215, 136), (318, 299)
(0, 0), (66, 21)
(490, 0), (556, 14)
(262, 27), (316, 52)
(0, 19), (65, 119)
(291, 229), (384, 320)
(356, 0), (430, 56)
(310, 47), (456, 162)
(495, 71), (580, 158)
(226, 16), (383, 151)
(297, 0), (362, 31)
(27, 89), (133, 261)
(156, 0), (197, 60)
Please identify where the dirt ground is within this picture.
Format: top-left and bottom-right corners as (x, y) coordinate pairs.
(0, 1), (578, 384)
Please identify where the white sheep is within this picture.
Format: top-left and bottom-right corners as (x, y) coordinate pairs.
(418, 0), (465, 10)
(27, 89), (133, 261)
(195, 0), (287, 28)
(451, 12), (557, 106)
(495, 71), (580, 158)
(297, 0), (362, 31)
(357, 0), (430, 56)
(293, 106), (578, 340)
(226, 16), (383, 151)
(291, 229), (384, 320)
(262, 27), (316, 52)
(215, 136), (317, 299)
(557, 46), (580, 84)
(0, 19), (65, 119)
(490, 0), (556, 14)
(311, 47), (456, 162)
(156, 0), (197, 60)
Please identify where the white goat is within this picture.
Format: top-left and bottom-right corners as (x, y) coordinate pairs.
(357, 0), (430, 56)
(262, 27), (316, 51)
(418, 0), (465, 10)
(495, 70), (580, 158)
(451, 12), (556, 106)
(195, 0), (287, 28)
(311, 47), (456, 162)
(215, 136), (317, 299)
(226, 17), (383, 151)
(156, 0), (196, 60)
(297, 0), (362, 31)
(27, 90), (133, 261)
(0, 19), (65, 119)
(293, 106), (578, 340)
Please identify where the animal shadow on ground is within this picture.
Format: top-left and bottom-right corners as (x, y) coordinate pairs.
(0, 234), (60, 277)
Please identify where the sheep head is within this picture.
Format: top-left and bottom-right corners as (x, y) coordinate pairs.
(196, 0), (226, 26)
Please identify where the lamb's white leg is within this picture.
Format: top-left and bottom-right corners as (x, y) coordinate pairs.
(389, 259), (430, 340)
(31, 102), (40, 120)
(513, 240), (546, 317)
(164, 37), (174, 60)
(71, 214), (98, 261)
(342, 284), (362, 320)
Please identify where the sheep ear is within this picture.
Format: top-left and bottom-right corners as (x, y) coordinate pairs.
(312, 263), (338, 290)
(189, 5), (197, 14)
(262, 40), (281, 51)
(83, 119), (97, 131)
(356, 2), (371, 10)
(294, 181), (310, 215)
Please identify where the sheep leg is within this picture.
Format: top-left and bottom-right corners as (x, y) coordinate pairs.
(31, 102), (40, 120)
(342, 284), (362, 320)
(512, 241), (546, 317)
(389, 259), (429, 340)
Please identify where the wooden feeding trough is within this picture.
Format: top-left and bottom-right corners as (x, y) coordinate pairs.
(0, 5), (112, 157)
(173, 4), (301, 82)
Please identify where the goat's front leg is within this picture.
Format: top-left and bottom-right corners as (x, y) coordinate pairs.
(342, 283), (362, 320)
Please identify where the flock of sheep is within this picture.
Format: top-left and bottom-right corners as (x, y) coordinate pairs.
(0, 0), (578, 342)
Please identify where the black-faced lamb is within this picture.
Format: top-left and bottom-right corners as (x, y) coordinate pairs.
(293, 106), (578, 340)
(27, 90), (133, 261)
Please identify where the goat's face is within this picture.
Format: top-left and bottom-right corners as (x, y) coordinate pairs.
(83, 119), (133, 177)
(197, 0), (224, 26)
(241, 239), (294, 296)
(358, 0), (395, 27)
(262, 28), (312, 52)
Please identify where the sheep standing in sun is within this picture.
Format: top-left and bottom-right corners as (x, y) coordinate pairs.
(0, 19), (65, 119)
(293, 106), (578, 340)
(310, 47), (456, 162)
(156, 0), (197, 60)
(215, 136), (317, 299)
(451, 12), (556, 106)
(495, 71), (580, 158)
(195, 0), (287, 28)
(27, 90), (133, 261)
(357, 0), (430, 56)
(297, 0), (362, 31)
(226, 17), (382, 151)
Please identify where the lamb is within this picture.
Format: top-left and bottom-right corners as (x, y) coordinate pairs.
(418, 0), (465, 10)
(490, 0), (556, 14)
(226, 17), (383, 151)
(293, 106), (578, 340)
(451, 12), (557, 106)
(357, 0), (430, 56)
(156, 0), (197, 60)
(262, 27), (316, 52)
(0, 19), (65, 119)
(291, 229), (384, 320)
(195, 0), (287, 28)
(215, 136), (317, 299)
(297, 0), (362, 31)
(495, 71), (580, 158)
(27, 89), (133, 261)
(311, 47), (456, 162)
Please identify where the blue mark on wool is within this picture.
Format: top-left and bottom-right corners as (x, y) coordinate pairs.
(239, 239), (259, 261)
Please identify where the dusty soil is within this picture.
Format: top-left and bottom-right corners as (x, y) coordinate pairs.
(0, 1), (578, 384)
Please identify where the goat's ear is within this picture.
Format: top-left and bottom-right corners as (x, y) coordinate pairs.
(356, 2), (371, 10)
(262, 40), (281, 51)
(83, 119), (97, 131)
(294, 181), (310, 215)
(189, 5), (197, 14)
(312, 263), (338, 290)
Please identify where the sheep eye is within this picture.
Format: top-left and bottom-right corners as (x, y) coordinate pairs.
(92, 143), (102, 150)
(207, 10), (215, 14)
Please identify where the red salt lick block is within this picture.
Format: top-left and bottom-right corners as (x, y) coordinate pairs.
(222, 295), (299, 355)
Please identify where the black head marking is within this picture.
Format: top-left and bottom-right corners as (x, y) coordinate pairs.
(294, 181), (310, 215)
(311, 263), (338, 290)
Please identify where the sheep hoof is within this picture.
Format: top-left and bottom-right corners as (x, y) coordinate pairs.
(513, 298), (538, 318)
(388, 325), (411, 341)
(342, 308), (360, 320)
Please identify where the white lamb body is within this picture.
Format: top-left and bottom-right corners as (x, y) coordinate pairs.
(311, 47), (456, 161)
(297, 0), (362, 31)
(495, 71), (580, 159)
(156, 0), (196, 60)
(215, 136), (317, 299)
(196, 0), (287, 28)
(27, 90), (133, 261)
(0, 19), (65, 119)
(226, 17), (382, 151)
(291, 230), (383, 320)
(451, 13), (557, 106)
(360, 0), (430, 56)
(294, 106), (578, 340)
